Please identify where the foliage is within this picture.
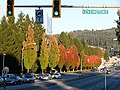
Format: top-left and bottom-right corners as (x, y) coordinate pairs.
(73, 38), (83, 55)
(84, 55), (101, 68)
(23, 25), (37, 73)
(69, 28), (117, 50)
(39, 33), (49, 73)
(104, 49), (110, 61)
(65, 49), (74, 70)
(48, 35), (60, 70)
(31, 60), (38, 72)
(58, 32), (74, 48)
(70, 45), (79, 69)
(58, 44), (66, 71)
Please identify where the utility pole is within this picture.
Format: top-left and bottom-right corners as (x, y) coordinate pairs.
(3, 54), (6, 69)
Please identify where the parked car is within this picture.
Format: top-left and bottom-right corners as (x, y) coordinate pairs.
(40, 74), (52, 80)
(52, 73), (61, 79)
(0, 77), (3, 87)
(16, 76), (23, 85)
(6, 74), (23, 85)
(22, 73), (35, 83)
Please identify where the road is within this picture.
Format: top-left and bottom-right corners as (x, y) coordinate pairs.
(1, 68), (120, 90)
(0, 72), (95, 90)
(36, 70), (120, 90)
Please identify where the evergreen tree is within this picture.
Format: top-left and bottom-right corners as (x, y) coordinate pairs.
(59, 32), (74, 48)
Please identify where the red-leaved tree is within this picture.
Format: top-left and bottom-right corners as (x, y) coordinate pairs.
(71, 45), (79, 69)
(65, 49), (74, 71)
(58, 44), (66, 72)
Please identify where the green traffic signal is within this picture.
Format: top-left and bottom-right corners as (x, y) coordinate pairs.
(7, 0), (14, 17)
(52, 0), (61, 18)
(8, 11), (12, 15)
(54, 11), (59, 16)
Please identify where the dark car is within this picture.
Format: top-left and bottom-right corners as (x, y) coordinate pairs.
(6, 74), (23, 85)
(16, 76), (23, 84)
(22, 73), (35, 83)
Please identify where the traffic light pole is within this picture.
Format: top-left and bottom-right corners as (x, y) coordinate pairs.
(14, 5), (120, 8)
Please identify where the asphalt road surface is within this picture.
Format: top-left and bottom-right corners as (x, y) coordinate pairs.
(1, 68), (120, 90)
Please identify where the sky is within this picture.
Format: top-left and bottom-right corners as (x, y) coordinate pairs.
(0, 0), (120, 34)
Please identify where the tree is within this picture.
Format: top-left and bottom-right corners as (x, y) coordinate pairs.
(104, 49), (110, 61)
(65, 49), (74, 71)
(80, 50), (85, 71)
(59, 32), (74, 48)
(39, 33), (49, 74)
(70, 45), (79, 69)
(74, 38), (83, 55)
(48, 35), (60, 71)
(58, 44), (66, 72)
(31, 60), (38, 72)
(76, 56), (80, 69)
(23, 25), (37, 73)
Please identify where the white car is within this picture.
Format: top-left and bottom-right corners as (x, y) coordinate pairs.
(40, 74), (52, 80)
(52, 73), (61, 79)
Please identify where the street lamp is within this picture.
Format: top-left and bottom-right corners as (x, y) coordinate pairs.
(3, 54), (6, 69)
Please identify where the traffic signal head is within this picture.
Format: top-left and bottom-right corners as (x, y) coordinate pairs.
(52, 0), (61, 18)
(7, 0), (14, 17)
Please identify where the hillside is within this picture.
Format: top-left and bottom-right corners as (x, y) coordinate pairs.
(68, 27), (119, 50)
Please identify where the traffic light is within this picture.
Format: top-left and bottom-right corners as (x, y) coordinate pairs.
(52, 0), (61, 18)
(7, 0), (14, 17)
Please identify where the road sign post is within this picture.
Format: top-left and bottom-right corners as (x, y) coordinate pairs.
(35, 9), (43, 24)
(2, 79), (6, 90)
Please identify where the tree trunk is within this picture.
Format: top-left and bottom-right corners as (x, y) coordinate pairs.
(81, 59), (82, 71)
(27, 69), (29, 73)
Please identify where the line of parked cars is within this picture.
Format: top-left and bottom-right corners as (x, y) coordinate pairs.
(0, 72), (62, 87)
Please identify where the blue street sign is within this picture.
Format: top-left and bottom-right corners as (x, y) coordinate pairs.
(35, 9), (43, 24)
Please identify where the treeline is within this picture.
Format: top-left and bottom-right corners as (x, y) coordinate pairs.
(0, 12), (105, 74)
(69, 28), (118, 50)
(0, 12), (45, 74)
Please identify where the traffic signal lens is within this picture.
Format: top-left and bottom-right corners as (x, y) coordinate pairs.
(8, 11), (12, 15)
(54, 11), (59, 16)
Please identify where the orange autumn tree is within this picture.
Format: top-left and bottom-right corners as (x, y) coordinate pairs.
(71, 45), (79, 70)
(58, 44), (66, 72)
(65, 49), (74, 71)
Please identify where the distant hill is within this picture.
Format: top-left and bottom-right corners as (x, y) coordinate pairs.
(68, 27), (119, 50)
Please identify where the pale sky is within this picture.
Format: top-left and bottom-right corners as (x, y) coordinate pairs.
(0, 0), (120, 34)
